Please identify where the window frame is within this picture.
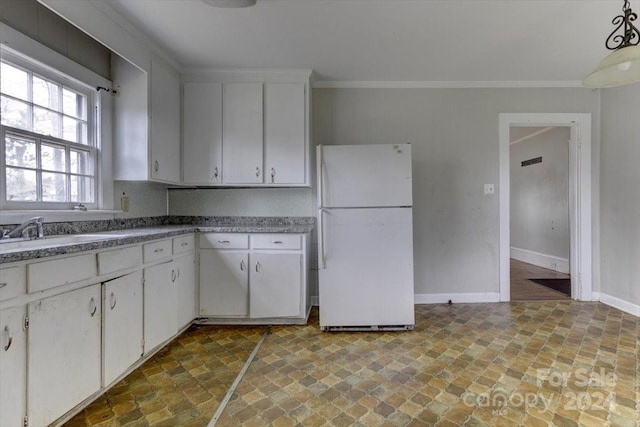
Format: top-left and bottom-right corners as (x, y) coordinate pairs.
(1, 49), (100, 210)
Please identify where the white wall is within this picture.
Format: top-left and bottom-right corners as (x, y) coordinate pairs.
(114, 181), (167, 218)
(510, 127), (570, 263)
(313, 87), (600, 297)
(599, 84), (640, 313)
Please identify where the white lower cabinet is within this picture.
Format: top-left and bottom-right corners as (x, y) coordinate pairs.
(144, 260), (178, 353)
(199, 233), (309, 322)
(250, 253), (302, 318)
(0, 305), (26, 427)
(28, 284), (102, 427)
(200, 251), (249, 316)
(176, 253), (196, 329)
(103, 271), (143, 386)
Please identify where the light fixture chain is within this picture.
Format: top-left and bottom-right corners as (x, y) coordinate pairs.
(606, 0), (640, 50)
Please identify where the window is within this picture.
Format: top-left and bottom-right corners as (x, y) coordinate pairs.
(1, 56), (97, 209)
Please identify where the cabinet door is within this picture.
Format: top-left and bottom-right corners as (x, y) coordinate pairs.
(222, 83), (263, 184)
(0, 306), (26, 427)
(250, 253), (302, 318)
(104, 271), (143, 386)
(183, 82), (223, 184)
(144, 261), (177, 352)
(176, 253), (196, 328)
(150, 58), (181, 183)
(200, 250), (249, 316)
(28, 284), (102, 427)
(265, 83), (306, 185)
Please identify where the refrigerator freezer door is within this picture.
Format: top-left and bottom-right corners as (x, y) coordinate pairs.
(319, 207), (414, 328)
(319, 144), (412, 208)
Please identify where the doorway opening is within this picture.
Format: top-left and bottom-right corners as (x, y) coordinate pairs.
(499, 114), (593, 302)
(509, 126), (571, 300)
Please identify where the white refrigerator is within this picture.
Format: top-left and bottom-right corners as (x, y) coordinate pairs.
(317, 144), (415, 331)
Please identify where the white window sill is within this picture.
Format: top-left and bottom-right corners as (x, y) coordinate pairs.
(0, 210), (123, 225)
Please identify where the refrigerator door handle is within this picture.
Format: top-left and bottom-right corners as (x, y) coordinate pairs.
(318, 208), (326, 269)
(317, 145), (324, 209)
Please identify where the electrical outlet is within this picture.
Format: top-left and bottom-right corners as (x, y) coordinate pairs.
(121, 196), (129, 212)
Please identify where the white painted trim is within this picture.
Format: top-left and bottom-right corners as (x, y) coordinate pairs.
(593, 292), (640, 317)
(311, 296), (319, 306)
(509, 127), (554, 145)
(414, 293), (501, 304)
(0, 23), (110, 88)
(312, 80), (584, 89)
(510, 247), (570, 274)
(499, 113), (592, 302)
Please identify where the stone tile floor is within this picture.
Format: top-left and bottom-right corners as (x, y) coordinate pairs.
(66, 302), (639, 426)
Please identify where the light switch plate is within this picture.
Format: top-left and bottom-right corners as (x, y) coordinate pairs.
(484, 184), (495, 195)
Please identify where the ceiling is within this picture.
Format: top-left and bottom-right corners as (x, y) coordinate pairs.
(102, 0), (625, 84)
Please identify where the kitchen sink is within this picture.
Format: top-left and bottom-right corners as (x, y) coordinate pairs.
(0, 233), (131, 251)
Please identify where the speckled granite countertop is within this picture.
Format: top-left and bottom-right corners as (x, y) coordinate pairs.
(0, 216), (315, 264)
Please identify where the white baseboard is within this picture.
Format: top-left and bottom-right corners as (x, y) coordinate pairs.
(511, 247), (570, 274)
(592, 292), (640, 317)
(414, 293), (501, 304)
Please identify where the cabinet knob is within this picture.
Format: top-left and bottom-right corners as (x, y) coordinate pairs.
(212, 166), (219, 182)
(3, 326), (12, 351)
(0, 282), (7, 289)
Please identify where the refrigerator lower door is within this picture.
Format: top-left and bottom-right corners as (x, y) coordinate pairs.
(319, 207), (415, 329)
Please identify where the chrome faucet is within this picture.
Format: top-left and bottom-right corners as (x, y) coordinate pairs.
(1, 216), (45, 239)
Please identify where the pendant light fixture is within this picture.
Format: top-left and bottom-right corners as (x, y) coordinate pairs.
(583, 0), (640, 88)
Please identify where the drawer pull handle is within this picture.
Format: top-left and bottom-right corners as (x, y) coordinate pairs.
(272, 240), (283, 244)
(154, 248), (164, 253)
(89, 298), (97, 317)
(218, 240), (230, 244)
(240, 260), (245, 271)
(171, 269), (177, 283)
(154, 160), (159, 173)
(0, 282), (6, 289)
(255, 261), (262, 272)
(180, 242), (189, 246)
(110, 292), (117, 310)
(3, 326), (12, 351)
(255, 166), (260, 177)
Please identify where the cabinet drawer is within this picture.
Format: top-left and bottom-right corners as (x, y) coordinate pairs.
(97, 246), (142, 275)
(252, 234), (301, 250)
(200, 233), (249, 249)
(173, 235), (195, 255)
(27, 254), (97, 293)
(0, 265), (26, 302)
(143, 240), (172, 263)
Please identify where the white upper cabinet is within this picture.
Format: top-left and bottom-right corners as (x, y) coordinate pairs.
(181, 71), (311, 187)
(183, 82), (223, 184)
(265, 83), (306, 185)
(113, 55), (181, 183)
(222, 83), (264, 184)
(149, 59), (181, 183)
